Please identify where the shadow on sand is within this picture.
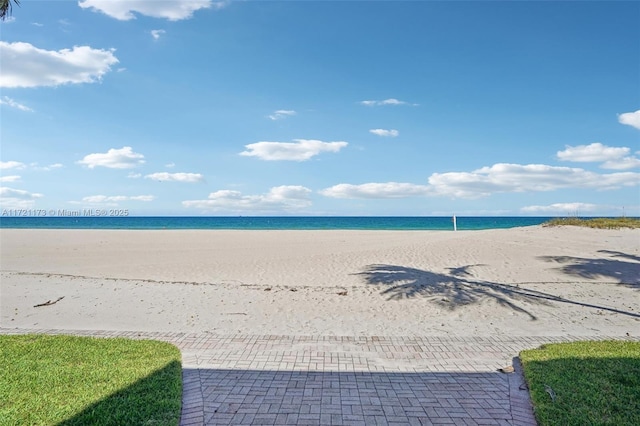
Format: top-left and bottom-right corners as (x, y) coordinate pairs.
(538, 250), (640, 289)
(355, 261), (640, 320)
(355, 264), (543, 320)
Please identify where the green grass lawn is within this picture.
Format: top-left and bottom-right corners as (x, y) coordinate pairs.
(520, 340), (640, 426)
(0, 334), (182, 426)
(543, 217), (640, 229)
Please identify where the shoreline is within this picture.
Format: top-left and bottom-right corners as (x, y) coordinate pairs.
(0, 215), (556, 231)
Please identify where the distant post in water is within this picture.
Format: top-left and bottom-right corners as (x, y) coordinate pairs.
(453, 214), (457, 231)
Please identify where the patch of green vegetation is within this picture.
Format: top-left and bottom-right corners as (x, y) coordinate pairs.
(520, 340), (640, 426)
(0, 334), (182, 426)
(543, 217), (640, 229)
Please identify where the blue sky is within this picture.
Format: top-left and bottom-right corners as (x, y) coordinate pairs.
(1, 0), (639, 217)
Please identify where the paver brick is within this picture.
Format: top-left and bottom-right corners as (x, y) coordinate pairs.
(8, 328), (606, 426)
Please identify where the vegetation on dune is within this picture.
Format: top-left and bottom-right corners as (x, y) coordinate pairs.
(543, 217), (640, 229)
(520, 340), (640, 426)
(0, 334), (182, 426)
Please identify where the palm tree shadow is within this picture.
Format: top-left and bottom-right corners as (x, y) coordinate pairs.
(538, 250), (640, 289)
(599, 250), (640, 263)
(355, 264), (541, 320)
(355, 264), (640, 320)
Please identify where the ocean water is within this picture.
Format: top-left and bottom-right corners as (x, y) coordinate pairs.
(0, 216), (554, 230)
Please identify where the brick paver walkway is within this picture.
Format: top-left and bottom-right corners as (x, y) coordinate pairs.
(4, 328), (635, 425)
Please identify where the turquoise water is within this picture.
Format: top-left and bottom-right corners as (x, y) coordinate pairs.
(0, 216), (554, 230)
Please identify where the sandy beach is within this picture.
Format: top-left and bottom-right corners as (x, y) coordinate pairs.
(1, 226), (638, 337)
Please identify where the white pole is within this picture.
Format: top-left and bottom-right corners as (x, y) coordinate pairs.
(453, 214), (457, 231)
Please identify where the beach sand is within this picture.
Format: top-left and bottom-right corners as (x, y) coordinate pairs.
(1, 226), (638, 337)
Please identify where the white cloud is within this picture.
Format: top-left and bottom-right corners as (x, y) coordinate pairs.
(618, 110), (640, 130)
(321, 163), (640, 200)
(369, 129), (399, 137)
(145, 172), (204, 183)
(151, 29), (166, 40)
(240, 139), (348, 161)
(557, 143), (639, 170)
(601, 157), (640, 170)
(30, 163), (64, 171)
(0, 187), (44, 208)
(127, 172), (142, 179)
(360, 98), (416, 106)
(131, 195), (154, 201)
(165, 162), (175, 168)
(81, 195), (155, 203)
(32, 22), (44, 27)
(0, 42), (119, 88)
(183, 185), (312, 212)
(77, 146), (145, 169)
(427, 163), (640, 199)
(0, 161), (26, 170)
(320, 182), (431, 199)
(78, 0), (224, 21)
(0, 162), (62, 172)
(557, 142), (629, 163)
(268, 110), (296, 120)
(0, 96), (33, 112)
(521, 203), (598, 214)
(0, 175), (21, 183)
